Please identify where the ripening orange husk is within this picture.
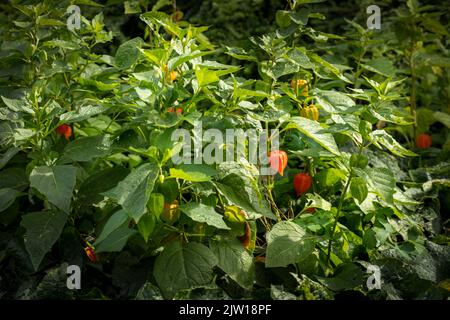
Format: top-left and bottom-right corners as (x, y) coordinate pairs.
(290, 79), (308, 97)
(161, 200), (180, 223)
(239, 222), (251, 249)
(56, 124), (72, 140)
(300, 104), (319, 121)
(268, 150), (288, 176)
(293, 173), (312, 197)
(415, 133), (432, 149)
(84, 246), (97, 262)
(167, 107), (183, 114)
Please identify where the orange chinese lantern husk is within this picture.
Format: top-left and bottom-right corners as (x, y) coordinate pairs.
(293, 173), (312, 197)
(84, 246), (97, 262)
(269, 150), (288, 176)
(239, 222), (251, 250)
(415, 133), (432, 149)
(56, 124), (72, 140)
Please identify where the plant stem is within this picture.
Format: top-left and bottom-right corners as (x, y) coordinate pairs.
(266, 185), (282, 221)
(409, 44), (418, 146)
(353, 39), (367, 88)
(325, 169), (353, 267)
(325, 145), (363, 266)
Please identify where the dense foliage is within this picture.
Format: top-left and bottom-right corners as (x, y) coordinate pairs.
(0, 0), (449, 300)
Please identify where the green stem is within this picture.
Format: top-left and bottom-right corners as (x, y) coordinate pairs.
(325, 145), (363, 266)
(354, 42), (367, 88)
(409, 44), (418, 146)
(266, 185), (282, 221)
(325, 170), (353, 266)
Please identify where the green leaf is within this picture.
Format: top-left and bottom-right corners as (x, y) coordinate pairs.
(154, 242), (218, 299)
(103, 163), (159, 222)
(290, 148), (335, 158)
(14, 128), (35, 141)
(30, 165), (76, 213)
(140, 12), (176, 35)
(168, 50), (210, 70)
(169, 164), (217, 182)
(434, 111), (450, 129)
(0, 123), (14, 146)
(276, 10), (292, 28)
(162, 143), (184, 166)
(287, 48), (314, 69)
(350, 177), (368, 204)
(416, 54), (450, 68)
(421, 18), (448, 36)
(31, 262), (74, 299)
(74, 0), (103, 6)
(423, 179), (450, 191)
(368, 167), (396, 204)
(315, 168), (346, 188)
(141, 48), (169, 66)
(233, 88), (271, 99)
(0, 188), (21, 212)
(317, 262), (364, 291)
(21, 210), (68, 270)
(266, 221), (314, 268)
(363, 229), (377, 249)
(78, 79), (119, 92)
(180, 203), (230, 230)
(94, 209), (129, 245)
(305, 193), (332, 211)
(361, 58), (396, 77)
(60, 105), (109, 123)
(152, 0), (172, 11)
(314, 89), (355, 113)
(371, 103), (413, 126)
(1, 96), (34, 114)
(115, 37), (142, 69)
(0, 167), (28, 190)
(209, 238), (255, 289)
(152, 127), (177, 152)
(269, 59), (299, 79)
(285, 117), (340, 155)
(61, 134), (112, 162)
(43, 39), (79, 50)
(225, 46), (258, 62)
(271, 285), (297, 300)
(344, 20), (364, 37)
(195, 67), (219, 87)
(0, 147), (19, 170)
(124, 1), (142, 14)
(370, 130), (417, 157)
(37, 18), (65, 27)
(295, 0), (326, 4)
(309, 54), (341, 78)
(76, 167), (129, 208)
(215, 165), (276, 220)
(94, 225), (137, 253)
(136, 283), (164, 300)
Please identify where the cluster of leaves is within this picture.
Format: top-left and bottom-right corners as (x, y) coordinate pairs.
(0, 0), (449, 300)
